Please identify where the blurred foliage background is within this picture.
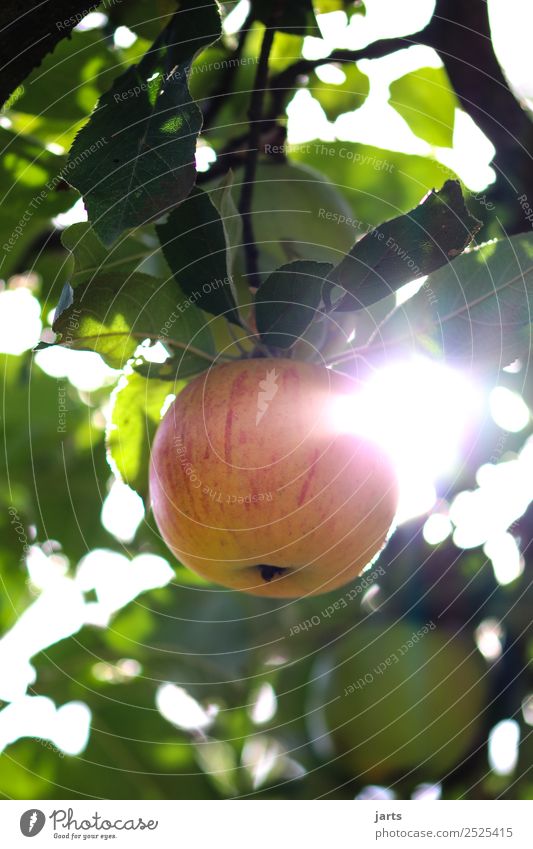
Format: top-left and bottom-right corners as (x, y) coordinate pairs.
(1, 0), (533, 801)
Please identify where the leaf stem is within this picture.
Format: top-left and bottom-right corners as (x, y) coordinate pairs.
(238, 22), (276, 292)
(58, 331), (237, 364)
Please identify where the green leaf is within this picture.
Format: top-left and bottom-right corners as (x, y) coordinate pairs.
(65, 0), (221, 246)
(255, 259), (333, 347)
(209, 171), (243, 278)
(52, 272), (216, 371)
(0, 0), (104, 108)
(156, 187), (241, 324)
(389, 65), (459, 148)
(207, 173), (251, 310)
(251, 0), (319, 35)
(107, 372), (174, 499)
(62, 222), (154, 284)
(310, 63), (369, 121)
(378, 234), (533, 370)
(329, 180), (481, 311)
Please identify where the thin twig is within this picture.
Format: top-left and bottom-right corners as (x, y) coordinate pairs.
(202, 10), (254, 132)
(198, 32), (429, 187)
(323, 304), (400, 369)
(238, 23), (276, 292)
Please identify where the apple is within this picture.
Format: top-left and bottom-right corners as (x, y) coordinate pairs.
(208, 161), (357, 281)
(149, 358), (398, 598)
(311, 622), (486, 780)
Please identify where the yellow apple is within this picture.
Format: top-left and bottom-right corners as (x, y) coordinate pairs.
(149, 358), (398, 598)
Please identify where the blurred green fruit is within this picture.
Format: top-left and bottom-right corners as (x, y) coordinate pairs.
(312, 622), (487, 781)
(209, 160), (356, 284)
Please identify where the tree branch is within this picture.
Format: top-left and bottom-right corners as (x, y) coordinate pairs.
(425, 0), (533, 232)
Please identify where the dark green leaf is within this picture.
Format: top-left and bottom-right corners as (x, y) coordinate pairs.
(389, 66), (458, 148)
(107, 372), (175, 499)
(379, 234), (533, 369)
(65, 1), (221, 246)
(52, 272), (216, 371)
(329, 180), (481, 311)
(106, 0), (178, 41)
(252, 0), (319, 35)
(0, 0), (101, 108)
(255, 259), (333, 347)
(156, 187), (241, 324)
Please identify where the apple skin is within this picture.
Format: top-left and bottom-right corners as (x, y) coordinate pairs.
(149, 358), (398, 598)
(314, 623), (486, 781)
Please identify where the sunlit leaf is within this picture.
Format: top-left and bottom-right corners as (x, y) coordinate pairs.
(221, 160), (356, 282)
(209, 171), (243, 279)
(0, 354), (111, 566)
(195, 739), (239, 796)
(310, 62), (369, 121)
(52, 272), (216, 371)
(389, 65), (458, 148)
(107, 372), (175, 499)
(379, 233), (533, 369)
